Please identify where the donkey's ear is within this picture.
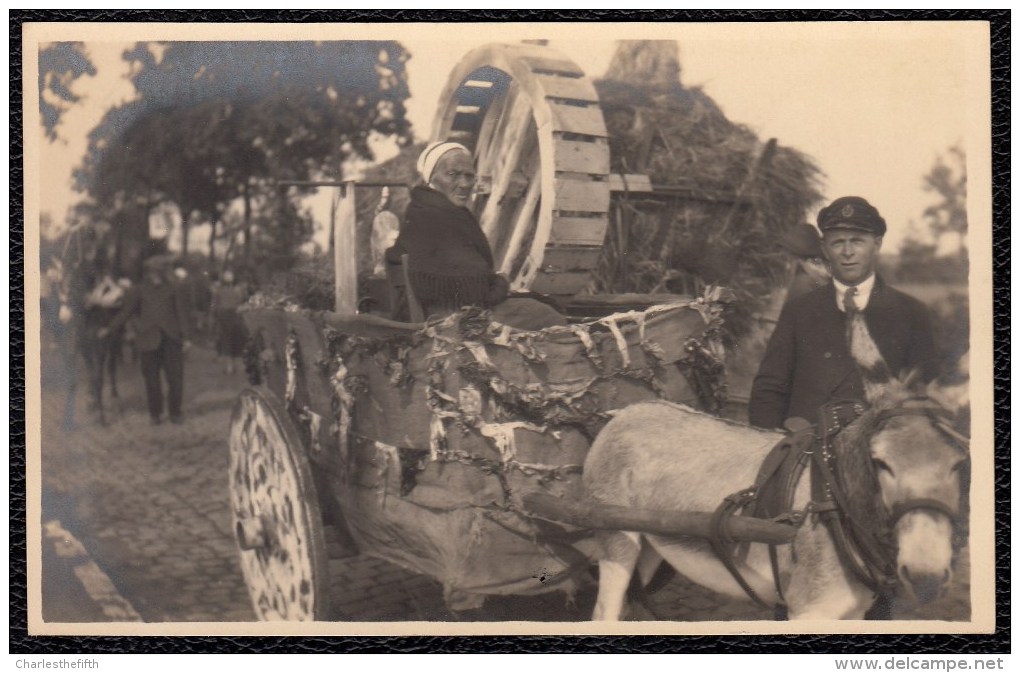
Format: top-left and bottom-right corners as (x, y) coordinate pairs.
(926, 377), (969, 416)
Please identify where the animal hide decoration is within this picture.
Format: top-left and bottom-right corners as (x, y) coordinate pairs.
(848, 311), (893, 402)
(830, 403), (893, 552)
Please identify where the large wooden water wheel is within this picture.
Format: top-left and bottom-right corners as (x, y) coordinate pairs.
(431, 42), (611, 298)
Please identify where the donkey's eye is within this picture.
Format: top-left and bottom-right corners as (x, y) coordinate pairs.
(872, 458), (895, 476)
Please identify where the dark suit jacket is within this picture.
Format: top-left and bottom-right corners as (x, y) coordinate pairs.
(748, 277), (937, 429)
(107, 280), (191, 352)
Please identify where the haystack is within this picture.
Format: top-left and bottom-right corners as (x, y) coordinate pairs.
(592, 41), (824, 321)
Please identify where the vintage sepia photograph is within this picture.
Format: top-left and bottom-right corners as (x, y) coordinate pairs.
(21, 19), (995, 639)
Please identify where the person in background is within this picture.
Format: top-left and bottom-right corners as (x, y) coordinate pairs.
(778, 222), (831, 303)
(385, 140), (564, 330)
(100, 255), (192, 425)
(210, 269), (249, 374)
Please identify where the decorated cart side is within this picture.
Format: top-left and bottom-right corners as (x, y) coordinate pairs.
(227, 42), (800, 621)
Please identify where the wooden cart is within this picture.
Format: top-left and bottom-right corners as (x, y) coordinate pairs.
(227, 43), (795, 621)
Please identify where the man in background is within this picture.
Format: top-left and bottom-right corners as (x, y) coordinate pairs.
(779, 222), (831, 303)
(101, 255), (192, 425)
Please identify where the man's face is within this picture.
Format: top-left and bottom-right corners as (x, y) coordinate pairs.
(429, 150), (476, 207)
(822, 229), (882, 285)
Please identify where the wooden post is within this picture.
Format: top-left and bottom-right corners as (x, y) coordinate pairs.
(334, 182), (358, 314)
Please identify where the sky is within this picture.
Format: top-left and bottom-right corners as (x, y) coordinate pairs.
(35, 23), (984, 253)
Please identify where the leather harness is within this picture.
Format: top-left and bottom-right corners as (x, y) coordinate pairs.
(708, 398), (968, 620)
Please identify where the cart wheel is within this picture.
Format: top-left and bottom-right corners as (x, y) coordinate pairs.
(229, 387), (329, 621)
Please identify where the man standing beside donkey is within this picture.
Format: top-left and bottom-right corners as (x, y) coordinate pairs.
(100, 255), (192, 425)
(749, 196), (939, 432)
(749, 196), (941, 620)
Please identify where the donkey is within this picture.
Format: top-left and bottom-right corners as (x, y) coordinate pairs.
(583, 308), (968, 620)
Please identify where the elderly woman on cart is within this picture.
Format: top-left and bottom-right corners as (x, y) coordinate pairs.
(386, 141), (564, 330)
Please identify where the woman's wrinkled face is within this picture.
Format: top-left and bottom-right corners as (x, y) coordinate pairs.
(429, 150), (476, 207)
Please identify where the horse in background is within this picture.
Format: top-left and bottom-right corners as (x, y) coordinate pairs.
(45, 224), (126, 427)
(583, 303), (968, 620)
(77, 263), (127, 425)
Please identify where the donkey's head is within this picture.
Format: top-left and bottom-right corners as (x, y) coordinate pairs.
(843, 310), (968, 604)
(836, 377), (968, 604)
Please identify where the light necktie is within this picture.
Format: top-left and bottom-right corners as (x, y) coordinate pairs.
(844, 285), (859, 346)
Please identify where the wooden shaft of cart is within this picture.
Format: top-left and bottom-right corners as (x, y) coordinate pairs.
(522, 492), (798, 545)
(279, 180), (411, 314)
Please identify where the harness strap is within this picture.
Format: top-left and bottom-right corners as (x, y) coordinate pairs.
(809, 448), (895, 594)
(889, 498), (959, 528)
(705, 427), (822, 619)
(709, 488), (781, 615)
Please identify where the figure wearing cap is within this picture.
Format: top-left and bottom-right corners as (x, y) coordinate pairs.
(778, 222), (830, 303)
(101, 254), (192, 425)
(384, 141), (564, 329)
(749, 196), (938, 432)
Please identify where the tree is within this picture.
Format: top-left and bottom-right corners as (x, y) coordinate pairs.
(897, 146), (968, 283)
(921, 144), (967, 250)
(77, 41), (414, 265)
(38, 42), (96, 141)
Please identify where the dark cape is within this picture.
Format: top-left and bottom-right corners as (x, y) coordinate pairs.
(387, 186), (506, 313)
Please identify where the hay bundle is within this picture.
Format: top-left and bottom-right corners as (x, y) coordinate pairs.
(592, 41), (825, 333)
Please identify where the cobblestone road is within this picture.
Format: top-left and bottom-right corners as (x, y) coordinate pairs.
(38, 343), (970, 624)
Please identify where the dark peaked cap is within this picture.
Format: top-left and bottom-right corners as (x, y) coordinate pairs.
(817, 196), (887, 237)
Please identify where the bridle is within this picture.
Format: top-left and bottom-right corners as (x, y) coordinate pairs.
(817, 398), (969, 596)
(872, 400), (969, 547)
(709, 395), (969, 618)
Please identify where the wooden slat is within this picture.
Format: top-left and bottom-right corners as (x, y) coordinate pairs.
(529, 270), (593, 296)
(532, 72), (599, 102)
(474, 80), (517, 177)
(520, 55), (584, 77)
(548, 101), (608, 137)
(334, 186), (357, 314)
(549, 214), (610, 246)
(553, 179), (611, 213)
(476, 89), (536, 240)
(499, 161), (544, 277)
(608, 173), (653, 192)
(552, 138), (610, 174)
(539, 246), (603, 272)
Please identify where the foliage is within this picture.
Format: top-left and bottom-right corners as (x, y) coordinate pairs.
(76, 41), (414, 266)
(38, 42), (96, 141)
(921, 144), (967, 245)
(897, 146), (968, 284)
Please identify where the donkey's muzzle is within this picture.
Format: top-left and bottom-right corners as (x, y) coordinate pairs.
(901, 566), (950, 604)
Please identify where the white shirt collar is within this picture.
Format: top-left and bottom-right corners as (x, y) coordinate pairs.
(833, 274), (876, 312)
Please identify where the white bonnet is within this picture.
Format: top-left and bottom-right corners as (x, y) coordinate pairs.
(416, 141), (470, 184)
